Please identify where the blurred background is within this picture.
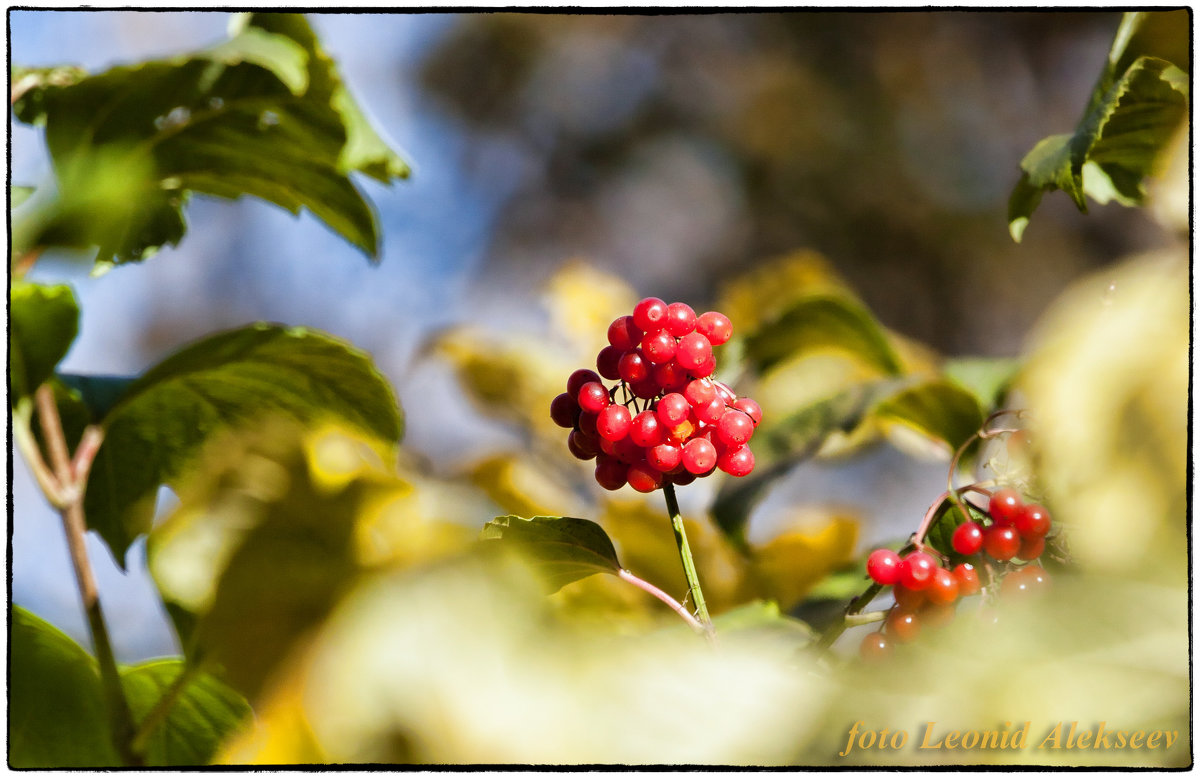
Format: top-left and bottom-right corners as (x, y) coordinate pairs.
(9, 10), (1182, 662)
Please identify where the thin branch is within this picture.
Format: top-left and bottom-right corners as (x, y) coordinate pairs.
(616, 568), (706, 634)
(662, 482), (715, 642)
(12, 401), (69, 507)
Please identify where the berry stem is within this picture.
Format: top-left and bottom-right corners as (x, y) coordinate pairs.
(661, 482), (715, 640)
(616, 568), (706, 634)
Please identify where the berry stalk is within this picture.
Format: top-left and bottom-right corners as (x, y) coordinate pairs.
(662, 482), (715, 640)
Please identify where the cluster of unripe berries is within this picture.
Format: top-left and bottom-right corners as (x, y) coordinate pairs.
(858, 487), (1053, 660)
(550, 297), (761, 493)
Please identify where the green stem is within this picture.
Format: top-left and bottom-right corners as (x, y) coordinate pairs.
(661, 482), (714, 637)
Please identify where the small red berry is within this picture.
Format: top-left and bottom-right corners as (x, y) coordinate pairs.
(922, 602), (957, 630)
(1014, 503), (1051, 538)
(717, 409), (755, 446)
(951, 521), (984, 556)
(691, 354), (716, 378)
(683, 378), (717, 408)
(594, 455), (628, 490)
(664, 302), (697, 337)
(550, 393), (580, 428)
(952, 563), (981, 596)
(618, 350), (650, 384)
(898, 551), (937, 590)
(675, 332), (713, 372)
(667, 468), (697, 487)
(576, 411), (600, 440)
(859, 631), (892, 661)
(695, 311), (733, 345)
(866, 549), (903, 586)
(886, 608), (920, 643)
(626, 462), (663, 493)
(596, 345), (623, 380)
(988, 488), (1023, 525)
(629, 377), (659, 399)
(596, 404), (632, 442)
(629, 410), (664, 448)
(731, 397), (762, 425)
(681, 438), (718, 474)
(567, 429), (599, 460)
(1017, 535), (1045, 561)
(640, 329), (677, 364)
(647, 441), (683, 472)
(652, 360), (689, 393)
(576, 381), (610, 414)
(926, 566), (959, 605)
(893, 584), (925, 610)
(983, 525), (1021, 562)
(716, 445), (755, 477)
(656, 393), (691, 427)
(607, 316), (642, 351)
(693, 396), (726, 425)
(1001, 564), (1049, 598)
(632, 297), (669, 332)
(566, 369), (603, 397)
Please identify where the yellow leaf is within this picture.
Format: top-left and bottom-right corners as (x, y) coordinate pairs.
(717, 249), (854, 335)
(467, 454), (587, 520)
(542, 258), (637, 355)
(747, 515), (859, 610)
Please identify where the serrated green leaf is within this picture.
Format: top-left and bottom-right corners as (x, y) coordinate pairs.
(744, 294), (903, 376)
(121, 660), (251, 765)
(1009, 10), (1188, 241)
(10, 606), (119, 767)
(873, 379), (985, 456)
(85, 323), (403, 565)
(13, 13), (407, 265)
(923, 497), (987, 561)
(481, 515), (623, 592)
(10, 281), (80, 399)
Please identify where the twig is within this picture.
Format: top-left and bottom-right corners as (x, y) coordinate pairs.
(662, 482), (716, 642)
(616, 569), (706, 634)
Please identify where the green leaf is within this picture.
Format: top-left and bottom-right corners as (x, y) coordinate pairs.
(873, 379), (985, 456)
(121, 660), (251, 765)
(711, 599), (813, 643)
(10, 281), (80, 399)
(10, 606), (119, 767)
(743, 294), (903, 376)
(57, 373), (137, 420)
(85, 323), (403, 565)
(943, 357), (1021, 411)
(480, 515), (623, 592)
(923, 497), (988, 560)
(13, 13), (407, 266)
(1009, 12), (1188, 242)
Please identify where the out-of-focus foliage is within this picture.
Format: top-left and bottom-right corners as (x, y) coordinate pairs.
(10, 281), (79, 400)
(12, 13), (408, 267)
(1009, 11), (1189, 241)
(480, 514), (622, 592)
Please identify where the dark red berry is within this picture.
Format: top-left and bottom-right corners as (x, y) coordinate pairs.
(618, 350), (650, 384)
(681, 438), (717, 474)
(576, 411), (600, 440)
(664, 302), (697, 337)
(596, 345), (623, 380)
(597, 404), (632, 442)
(550, 393), (580, 428)
(653, 360), (688, 393)
(594, 455), (628, 491)
(629, 410), (664, 448)
(632, 297), (669, 332)
(983, 525), (1020, 562)
(667, 468), (697, 487)
(626, 462), (663, 493)
(1014, 503), (1051, 538)
(866, 549), (903, 586)
(628, 377), (660, 399)
(567, 369), (603, 398)
(567, 429), (598, 460)
(899, 551), (937, 590)
(988, 488), (1023, 525)
(886, 608), (920, 643)
(607, 316), (642, 351)
(695, 311), (732, 345)
(893, 584), (925, 610)
(1017, 535), (1045, 561)
(859, 631), (892, 661)
(951, 521), (984, 556)
(675, 332), (712, 372)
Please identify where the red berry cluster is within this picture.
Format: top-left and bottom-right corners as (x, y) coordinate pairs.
(858, 487), (1053, 659)
(550, 297), (761, 493)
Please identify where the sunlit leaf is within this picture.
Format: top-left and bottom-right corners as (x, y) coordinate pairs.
(942, 356), (1020, 411)
(10, 281), (79, 399)
(481, 514), (622, 592)
(467, 454), (585, 520)
(744, 294), (904, 376)
(717, 249), (854, 336)
(88, 323), (402, 566)
(872, 379), (985, 459)
(747, 516), (859, 610)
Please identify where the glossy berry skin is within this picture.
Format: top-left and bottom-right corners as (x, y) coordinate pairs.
(566, 369), (603, 397)
(952, 563), (981, 596)
(866, 549), (903, 586)
(951, 521), (984, 556)
(618, 350), (650, 384)
(717, 409), (755, 446)
(1001, 564), (1049, 598)
(550, 393), (580, 428)
(632, 297), (669, 332)
(693, 396), (726, 425)
(596, 345), (623, 380)
(626, 462), (663, 493)
(886, 609), (921, 643)
(656, 393), (691, 427)
(696, 311), (733, 345)
(983, 525), (1021, 562)
(567, 429), (598, 460)
(641, 330), (677, 364)
(717, 445), (754, 477)
(926, 567), (959, 605)
(988, 488), (1024, 525)
(732, 397), (762, 426)
(653, 361), (688, 393)
(593, 456), (628, 490)
(664, 302), (697, 337)
(859, 632), (892, 661)
(577, 382), (610, 414)
(681, 438), (718, 475)
(628, 410), (664, 448)
(898, 551), (937, 590)
(607, 316), (642, 351)
(647, 441), (682, 472)
(683, 378), (717, 409)
(1017, 535), (1045, 561)
(675, 332), (713, 372)
(692, 354), (716, 378)
(1015, 503), (1051, 538)
(596, 404), (632, 442)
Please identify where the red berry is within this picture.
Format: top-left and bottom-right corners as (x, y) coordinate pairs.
(576, 411), (600, 440)
(656, 393), (691, 427)
(647, 441), (682, 472)
(983, 525), (1021, 562)
(951, 521), (984, 556)
(926, 567), (959, 605)
(922, 602), (957, 630)
(716, 445), (754, 477)
(893, 584), (926, 610)
(866, 549), (903, 586)
(691, 354), (716, 378)
(667, 468), (697, 487)
(675, 332), (713, 372)
(1015, 503), (1051, 538)
(618, 350), (649, 384)
(596, 345), (623, 380)
(886, 608), (920, 643)
(653, 360), (689, 393)
(626, 462), (663, 493)
(550, 393), (580, 428)
(628, 377), (660, 399)
(567, 429), (598, 460)
(1017, 535), (1045, 561)
(859, 631), (892, 661)
(597, 404), (632, 442)
(640, 329), (677, 365)
(683, 378), (717, 408)
(693, 396), (726, 425)
(632, 297), (669, 332)
(1001, 564), (1049, 598)
(731, 397), (762, 426)
(594, 456), (628, 490)
(988, 488), (1023, 525)
(717, 409), (755, 446)
(898, 551), (937, 590)
(629, 410), (664, 448)
(577, 381), (610, 414)
(607, 316), (642, 351)
(664, 302), (697, 337)
(566, 369), (603, 398)
(681, 438), (718, 474)
(952, 563), (981, 596)
(695, 311), (732, 345)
